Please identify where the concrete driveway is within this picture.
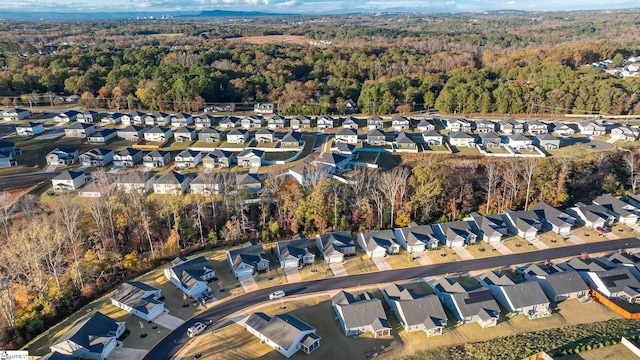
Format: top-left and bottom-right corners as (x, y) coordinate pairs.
(109, 347), (147, 360)
(238, 275), (259, 292)
(490, 241), (512, 255)
(529, 238), (550, 250)
(453, 246), (474, 260)
(283, 267), (301, 282)
(372, 257), (392, 271)
(153, 313), (183, 330)
(329, 262), (348, 276)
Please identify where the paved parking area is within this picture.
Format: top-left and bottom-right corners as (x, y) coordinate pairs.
(238, 275), (259, 292)
(329, 262), (348, 277)
(283, 267), (301, 282)
(371, 257), (392, 271)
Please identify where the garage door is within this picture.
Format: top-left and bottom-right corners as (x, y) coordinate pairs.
(235, 267), (254, 278)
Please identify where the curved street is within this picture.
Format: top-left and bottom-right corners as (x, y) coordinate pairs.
(144, 238), (639, 360)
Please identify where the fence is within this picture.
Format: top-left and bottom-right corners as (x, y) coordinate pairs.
(589, 290), (640, 319)
(621, 337), (640, 357)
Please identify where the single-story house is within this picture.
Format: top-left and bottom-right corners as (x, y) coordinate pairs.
(531, 202), (575, 235)
(245, 312), (320, 358)
(502, 209), (543, 240)
(357, 229), (400, 258)
(383, 283), (447, 336)
(332, 290), (392, 338)
(521, 265), (589, 302)
(432, 278), (500, 328)
(433, 221), (477, 248)
(316, 231), (356, 264)
(470, 212), (508, 243)
(478, 271), (551, 318)
(565, 202), (615, 229)
(163, 256), (215, 297)
(49, 312), (125, 360)
(394, 224), (440, 253)
(110, 282), (164, 321)
(226, 243), (270, 278)
(593, 194), (639, 225)
(276, 235), (315, 269)
(583, 267), (640, 304)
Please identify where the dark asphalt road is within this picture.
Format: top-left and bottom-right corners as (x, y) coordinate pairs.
(143, 238), (639, 360)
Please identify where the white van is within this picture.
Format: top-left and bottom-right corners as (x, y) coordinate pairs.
(187, 322), (206, 337)
(269, 290), (285, 300)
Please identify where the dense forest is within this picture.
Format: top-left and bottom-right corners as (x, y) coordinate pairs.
(0, 11), (639, 115)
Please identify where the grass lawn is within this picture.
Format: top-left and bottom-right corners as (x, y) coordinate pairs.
(451, 146), (481, 156)
(343, 251), (377, 275)
(556, 343), (638, 360)
(191, 140), (221, 148)
(256, 141), (278, 148)
(485, 146), (511, 154)
(264, 151), (298, 161)
(538, 230), (570, 248)
(503, 236), (537, 253)
(219, 141), (247, 148)
(424, 144), (449, 152)
(385, 250), (423, 269)
(161, 139), (195, 151)
(449, 275), (482, 289)
(465, 243), (499, 258)
(573, 227), (607, 243)
(425, 247), (462, 264)
(399, 279), (435, 295)
(615, 140), (640, 148)
(356, 151), (379, 164)
(298, 262), (334, 281)
(518, 149), (541, 155)
(611, 223), (637, 238)
(206, 250), (244, 299)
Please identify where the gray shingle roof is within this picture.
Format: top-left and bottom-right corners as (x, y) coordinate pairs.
(228, 244), (269, 272)
(359, 229), (395, 251)
(500, 281), (549, 309)
(383, 284), (447, 328)
(111, 281), (161, 315)
(531, 202), (575, 229)
(318, 231), (354, 257)
(54, 170), (84, 181)
(593, 194), (639, 219)
(56, 312), (121, 354)
(168, 256), (214, 291)
(398, 225), (438, 247)
(154, 171), (188, 185)
(246, 312), (316, 351)
(544, 271), (589, 296)
(470, 212), (506, 238)
(277, 236), (313, 262)
(332, 291), (391, 331)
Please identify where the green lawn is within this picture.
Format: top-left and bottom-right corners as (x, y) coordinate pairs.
(206, 250), (244, 299)
(451, 146), (481, 156)
(485, 146), (510, 154)
(190, 140), (221, 148)
(356, 151), (379, 164)
(161, 139), (195, 150)
(264, 151), (298, 161)
(557, 343), (638, 360)
(424, 144), (450, 152)
(256, 141), (279, 148)
(219, 141), (247, 148)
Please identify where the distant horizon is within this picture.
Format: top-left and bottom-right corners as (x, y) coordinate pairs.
(1, 0), (639, 17)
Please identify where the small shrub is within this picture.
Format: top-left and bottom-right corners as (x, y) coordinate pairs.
(599, 343), (604, 348)
(605, 340), (611, 346)
(586, 344), (592, 351)
(612, 340), (617, 345)
(574, 348), (580, 354)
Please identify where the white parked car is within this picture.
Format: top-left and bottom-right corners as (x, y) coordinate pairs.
(269, 290), (286, 300)
(187, 322), (206, 337)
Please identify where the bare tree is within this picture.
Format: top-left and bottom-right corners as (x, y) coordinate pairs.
(379, 168), (406, 228)
(54, 194), (84, 289)
(484, 158), (501, 214)
(622, 148), (640, 193)
(0, 192), (18, 240)
(523, 158), (538, 209)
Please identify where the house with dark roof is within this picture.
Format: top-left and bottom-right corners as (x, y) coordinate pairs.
(174, 149), (203, 168)
(110, 282), (164, 321)
(432, 277), (500, 328)
(499, 119), (524, 135)
(366, 116), (384, 130)
(357, 229), (399, 258)
(624, 193), (640, 209)
(153, 171), (191, 194)
(241, 115), (264, 129)
(416, 119), (436, 132)
(593, 194), (639, 225)
(583, 267), (640, 303)
(170, 113), (194, 127)
(422, 130), (443, 145)
(578, 120), (606, 136)
(143, 150), (172, 168)
(51, 171), (87, 191)
(551, 122), (575, 136)
(507, 134), (533, 150)
(190, 173), (222, 196)
(477, 271), (551, 318)
(565, 202), (615, 229)
(87, 129), (117, 143)
(218, 116), (240, 128)
(433, 221), (477, 248)
(560, 257), (609, 274)
(332, 290), (392, 338)
(53, 110), (79, 123)
(448, 131), (476, 147)
(236, 173), (262, 194)
(143, 126), (173, 142)
(237, 149), (265, 168)
(49, 312), (125, 360)
(521, 264), (589, 302)
(3, 107), (32, 121)
(526, 120), (549, 135)
(121, 111), (147, 126)
(163, 256), (215, 297)
(174, 127), (198, 142)
(113, 148), (144, 167)
(530, 202), (575, 235)
(394, 224), (440, 253)
(316, 231), (355, 264)
(534, 133), (561, 150)
(367, 129), (386, 146)
(115, 172), (154, 194)
(335, 128), (358, 144)
(46, 148), (78, 166)
(316, 152), (350, 171)
(382, 284), (447, 336)
(227, 129), (250, 144)
(268, 115), (288, 129)
(79, 148), (114, 167)
(65, 122), (95, 138)
(392, 116), (411, 132)
(193, 114), (216, 128)
(245, 312), (321, 358)
(198, 127), (224, 143)
(446, 118), (472, 133)
(281, 131), (302, 147)
(255, 128), (275, 143)
(16, 121), (45, 136)
(276, 235), (315, 269)
(117, 125), (147, 141)
(254, 103), (274, 114)
(203, 149), (234, 169)
(395, 132), (416, 149)
(469, 212), (508, 243)
(291, 115), (312, 130)
(316, 116), (334, 132)
(341, 116), (359, 129)
(226, 244), (270, 278)
(478, 132), (502, 148)
(76, 110), (100, 123)
(502, 209), (543, 240)
(145, 112), (171, 126)
(475, 119), (496, 133)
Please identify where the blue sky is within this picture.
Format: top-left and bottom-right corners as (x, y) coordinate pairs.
(1, 0), (638, 13)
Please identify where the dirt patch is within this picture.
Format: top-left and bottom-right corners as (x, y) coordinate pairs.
(227, 35), (310, 46)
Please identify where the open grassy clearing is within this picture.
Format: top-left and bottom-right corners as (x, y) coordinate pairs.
(450, 146), (481, 156)
(538, 230), (570, 248)
(485, 146), (510, 154)
(502, 236), (537, 253)
(423, 144), (449, 152)
(190, 140), (221, 148)
(557, 343), (638, 360)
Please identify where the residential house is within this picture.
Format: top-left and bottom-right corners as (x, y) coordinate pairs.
(341, 117), (359, 129)
(343, 99), (358, 113)
(218, 116), (240, 128)
(226, 243), (270, 278)
(193, 114), (216, 128)
(0, 141), (16, 157)
(121, 111), (146, 125)
(267, 115), (287, 129)
(2, 108), (32, 121)
(51, 171), (87, 191)
(395, 132), (416, 149)
(163, 256), (215, 297)
(383, 284), (447, 336)
(367, 129), (386, 146)
(433, 221), (477, 248)
(578, 120), (606, 136)
(316, 153), (350, 171)
(198, 127), (224, 143)
(521, 264), (589, 302)
(357, 229), (400, 258)
(416, 119), (436, 132)
(101, 112), (125, 124)
(560, 257), (609, 274)
(499, 119), (524, 135)
(331, 290), (392, 338)
(335, 128), (358, 144)
(422, 130), (443, 146)
(46, 148), (78, 166)
(143, 150), (172, 168)
(254, 103), (275, 114)
(145, 112), (171, 126)
(448, 131), (476, 147)
(237, 149), (265, 168)
(530, 202), (576, 235)
(593, 194), (640, 225)
(174, 127), (198, 142)
(241, 115), (263, 129)
(477, 271), (550, 318)
(113, 148), (144, 167)
(79, 148), (114, 167)
(87, 129), (117, 143)
(53, 110), (79, 123)
(255, 129), (275, 143)
(291, 115), (312, 130)
(611, 125), (640, 142)
(583, 267), (640, 303)
(117, 125), (146, 141)
(603, 253), (640, 280)
(203, 149), (234, 169)
(170, 113), (193, 127)
(446, 118), (472, 133)
(565, 202), (615, 229)
(226, 129), (249, 144)
(392, 116), (411, 132)
(110, 282), (164, 321)
(470, 212), (508, 243)
(16, 122), (45, 136)
(624, 193), (640, 209)
(190, 173), (222, 196)
(143, 126), (173, 142)
(115, 172), (154, 194)
(245, 313), (320, 358)
(332, 142), (356, 156)
(276, 235), (316, 268)
(475, 120), (496, 133)
(280, 131), (302, 147)
(432, 278), (500, 328)
(534, 133), (561, 150)
(551, 122), (575, 136)
(316, 231), (355, 264)
(394, 224), (440, 253)
(478, 132), (502, 148)
(153, 171), (191, 194)
(49, 312), (125, 360)
(175, 149), (202, 168)
(507, 134), (533, 150)
(76, 110), (100, 123)
(366, 116), (384, 130)
(502, 209), (543, 240)
(526, 120), (549, 135)
(316, 116), (334, 132)
(64, 123), (95, 138)
(236, 173), (263, 194)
